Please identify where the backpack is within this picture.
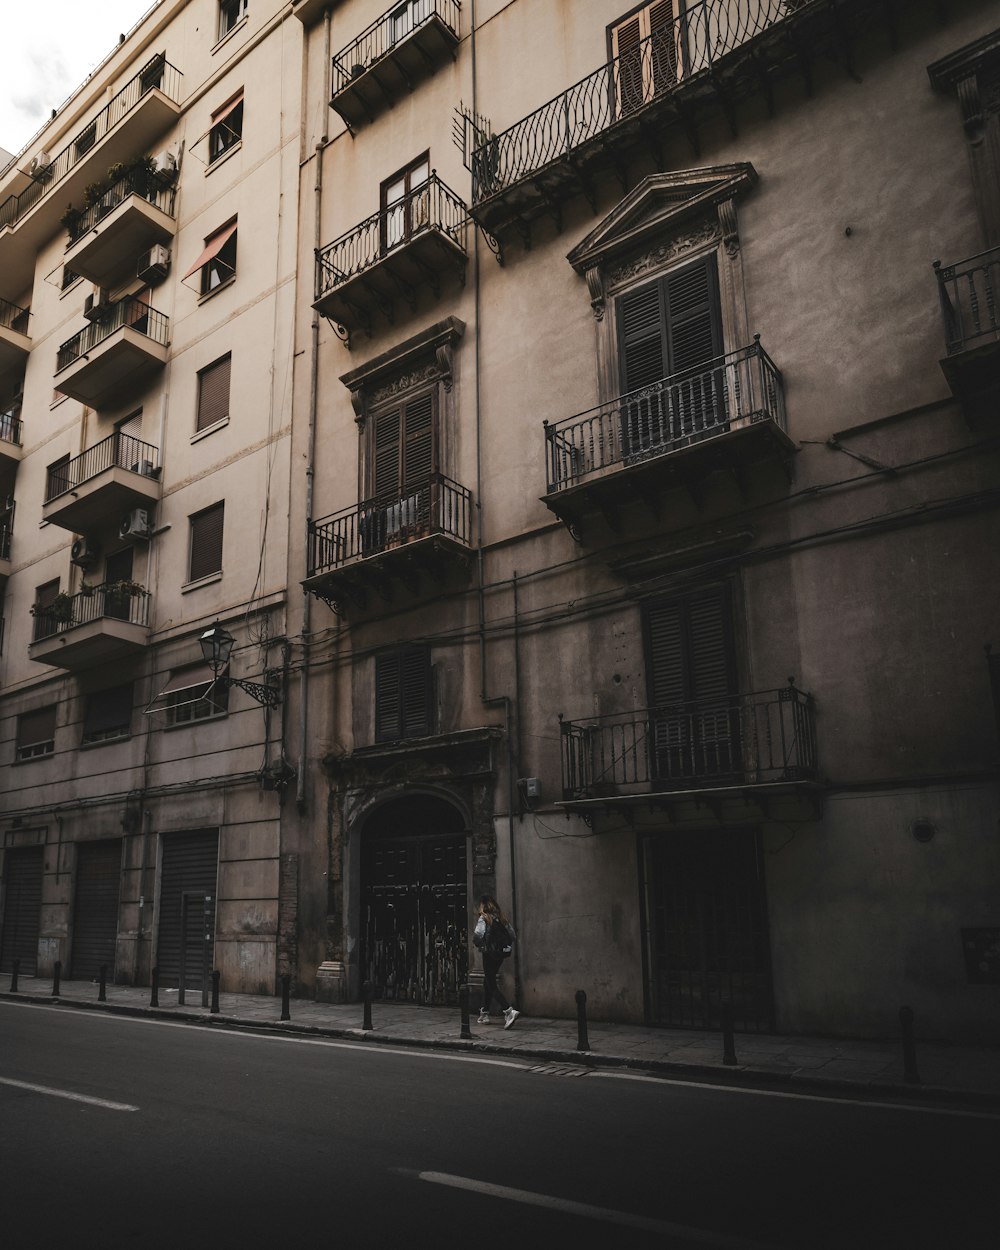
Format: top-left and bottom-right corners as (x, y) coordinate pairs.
(486, 919), (514, 957)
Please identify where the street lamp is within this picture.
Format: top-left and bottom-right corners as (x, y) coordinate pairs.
(198, 621), (280, 707)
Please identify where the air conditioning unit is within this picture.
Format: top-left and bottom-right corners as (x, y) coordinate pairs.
(150, 149), (177, 182)
(83, 287), (112, 321)
(28, 151), (52, 178)
(137, 244), (171, 284)
(119, 508), (153, 541)
(70, 536), (101, 569)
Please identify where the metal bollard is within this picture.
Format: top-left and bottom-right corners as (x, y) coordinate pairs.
(459, 984), (471, 1039)
(150, 966), (159, 1008)
(211, 969), (220, 1015)
(98, 964), (107, 1003)
(10, 959), (20, 993)
(721, 1000), (737, 1066)
(362, 980), (372, 1031)
(899, 1005), (920, 1085)
(575, 989), (590, 1053)
(280, 973), (291, 1022)
(52, 960), (61, 997)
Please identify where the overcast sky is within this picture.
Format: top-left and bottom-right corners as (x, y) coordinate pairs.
(0, 1), (160, 158)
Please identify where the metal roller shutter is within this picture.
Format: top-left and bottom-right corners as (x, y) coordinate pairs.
(1, 847), (44, 974)
(156, 830), (219, 990)
(71, 840), (122, 980)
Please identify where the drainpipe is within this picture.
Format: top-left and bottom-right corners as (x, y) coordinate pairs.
(470, 0), (521, 1005)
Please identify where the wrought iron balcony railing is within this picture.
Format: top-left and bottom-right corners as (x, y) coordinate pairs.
(0, 56), (182, 231)
(308, 472), (472, 575)
(315, 173), (469, 304)
(67, 164), (176, 242)
(1, 402), (22, 446)
(56, 296), (169, 372)
(934, 247), (1000, 356)
(31, 580), (150, 643)
(545, 339), (785, 493)
(0, 297), (30, 335)
(331, 0), (461, 96)
(561, 683), (817, 800)
(45, 430), (160, 503)
(471, 1), (800, 204)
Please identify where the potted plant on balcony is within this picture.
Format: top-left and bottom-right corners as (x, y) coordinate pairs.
(30, 591), (76, 626)
(103, 578), (145, 620)
(59, 203), (84, 237)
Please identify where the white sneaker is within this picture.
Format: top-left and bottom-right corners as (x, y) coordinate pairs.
(477, 1009), (490, 1024)
(503, 1007), (520, 1030)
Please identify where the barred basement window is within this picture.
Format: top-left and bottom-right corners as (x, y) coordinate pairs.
(17, 705), (56, 760)
(188, 502), (225, 581)
(375, 647), (433, 741)
(82, 683), (134, 745)
(197, 354), (231, 431)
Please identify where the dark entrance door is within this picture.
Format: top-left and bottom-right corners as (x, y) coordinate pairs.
(156, 830), (219, 990)
(642, 828), (773, 1032)
(72, 840), (122, 979)
(361, 796), (467, 1005)
(0, 847), (44, 975)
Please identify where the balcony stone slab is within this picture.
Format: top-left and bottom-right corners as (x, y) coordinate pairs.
(65, 194), (175, 287)
(54, 325), (168, 407)
(30, 616), (150, 671)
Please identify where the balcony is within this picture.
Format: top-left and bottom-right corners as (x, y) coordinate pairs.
(304, 472), (473, 613)
(54, 296), (169, 407)
(293, 0), (343, 26)
(467, 0), (884, 241)
(0, 500), (13, 584)
(0, 298), (31, 372)
(330, 0), (460, 130)
(30, 581), (151, 670)
(0, 400), (23, 469)
(560, 683), (821, 825)
(0, 56), (182, 295)
(543, 340), (792, 536)
(935, 247), (1000, 425)
(314, 173), (470, 341)
(63, 165), (177, 287)
(42, 431), (161, 533)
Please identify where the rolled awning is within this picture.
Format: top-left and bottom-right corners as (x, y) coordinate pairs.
(182, 221), (237, 280)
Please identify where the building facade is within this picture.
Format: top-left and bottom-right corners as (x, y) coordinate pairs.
(2, 0), (998, 1043)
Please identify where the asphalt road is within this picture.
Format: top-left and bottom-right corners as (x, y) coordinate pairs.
(1, 1000), (995, 1250)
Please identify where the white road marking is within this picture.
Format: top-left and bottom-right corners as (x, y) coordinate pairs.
(403, 1169), (776, 1248)
(4, 1000), (997, 1120)
(0, 1075), (138, 1112)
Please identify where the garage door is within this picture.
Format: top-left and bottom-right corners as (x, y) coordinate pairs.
(1, 847), (44, 975)
(157, 830), (219, 990)
(72, 840), (122, 980)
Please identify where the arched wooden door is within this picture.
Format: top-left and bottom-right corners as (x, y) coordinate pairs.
(361, 796), (467, 1005)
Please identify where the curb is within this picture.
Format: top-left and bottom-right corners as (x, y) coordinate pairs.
(5, 989), (999, 1110)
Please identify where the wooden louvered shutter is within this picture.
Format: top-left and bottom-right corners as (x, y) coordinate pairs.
(664, 256), (722, 374)
(189, 502), (225, 581)
(197, 355), (231, 431)
(402, 392), (434, 489)
(648, 1), (679, 90)
(620, 280), (666, 393)
(372, 408), (402, 500)
(612, 15), (645, 116)
(375, 647), (432, 741)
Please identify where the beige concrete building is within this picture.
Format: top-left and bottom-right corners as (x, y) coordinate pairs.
(3, 0), (999, 1044)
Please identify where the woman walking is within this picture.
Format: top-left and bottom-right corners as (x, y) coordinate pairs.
(473, 895), (519, 1029)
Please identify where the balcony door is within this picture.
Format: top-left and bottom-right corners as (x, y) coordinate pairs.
(611, 2), (683, 118)
(381, 154), (430, 253)
(365, 390), (435, 552)
(104, 548), (134, 621)
(618, 254), (724, 458)
(644, 584), (740, 787)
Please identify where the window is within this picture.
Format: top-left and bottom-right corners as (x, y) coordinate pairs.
(375, 647), (432, 741)
(611, 3), (680, 118)
(391, 0), (421, 43)
(32, 579), (60, 641)
(139, 53), (166, 95)
(61, 266), (81, 291)
(644, 584), (738, 785)
(17, 705), (56, 760)
(46, 454), (71, 503)
(617, 254), (724, 450)
(197, 354), (232, 431)
(82, 683), (133, 745)
(161, 666), (229, 726)
(74, 121), (97, 160)
(189, 502), (225, 581)
(218, 0), (248, 41)
(363, 389), (435, 552)
(183, 220), (238, 295)
(381, 154), (430, 252)
(209, 92), (244, 163)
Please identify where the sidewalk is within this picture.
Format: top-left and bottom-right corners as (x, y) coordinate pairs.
(4, 977), (998, 1107)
